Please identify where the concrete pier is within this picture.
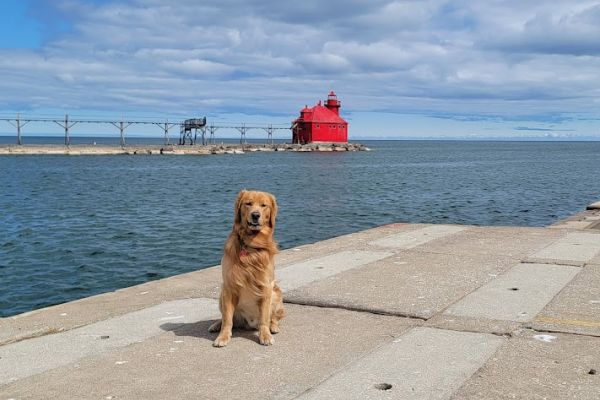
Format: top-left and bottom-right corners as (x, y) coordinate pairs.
(0, 142), (368, 156)
(1, 204), (600, 399)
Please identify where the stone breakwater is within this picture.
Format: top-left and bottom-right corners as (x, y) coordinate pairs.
(0, 142), (369, 155)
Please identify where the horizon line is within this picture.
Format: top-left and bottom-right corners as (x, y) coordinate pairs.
(1, 134), (600, 142)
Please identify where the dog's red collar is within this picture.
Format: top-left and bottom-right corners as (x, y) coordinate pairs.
(238, 234), (250, 258)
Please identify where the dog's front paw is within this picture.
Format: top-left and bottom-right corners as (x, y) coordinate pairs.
(213, 334), (231, 347)
(259, 329), (274, 346)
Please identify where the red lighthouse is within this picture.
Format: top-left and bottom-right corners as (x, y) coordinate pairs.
(292, 91), (348, 144)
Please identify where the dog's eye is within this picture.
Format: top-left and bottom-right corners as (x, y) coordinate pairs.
(245, 202), (252, 206)
(260, 204), (267, 208)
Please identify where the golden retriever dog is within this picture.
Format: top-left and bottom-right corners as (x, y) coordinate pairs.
(209, 190), (285, 347)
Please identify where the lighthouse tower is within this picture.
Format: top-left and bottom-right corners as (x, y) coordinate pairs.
(324, 91), (340, 115)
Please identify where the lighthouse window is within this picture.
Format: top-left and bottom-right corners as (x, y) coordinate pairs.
(316, 124), (320, 128)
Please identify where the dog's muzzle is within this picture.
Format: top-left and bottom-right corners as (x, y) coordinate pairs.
(248, 211), (262, 230)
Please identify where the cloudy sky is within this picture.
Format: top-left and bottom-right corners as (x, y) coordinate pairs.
(1, 0), (600, 139)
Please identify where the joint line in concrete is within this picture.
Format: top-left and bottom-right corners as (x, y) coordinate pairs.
(282, 299), (427, 321)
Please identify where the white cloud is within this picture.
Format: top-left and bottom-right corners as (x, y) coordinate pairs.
(160, 59), (234, 76)
(479, 3), (600, 56)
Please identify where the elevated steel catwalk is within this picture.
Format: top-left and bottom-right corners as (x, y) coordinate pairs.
(0, 115), (291, 146)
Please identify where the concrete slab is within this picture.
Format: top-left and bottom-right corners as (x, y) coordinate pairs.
(275, 223), (423, 265)
(0, 305), (417, 400)
(530, 263), (600, 336)
(0, 266), (223, 346)
(0, 298), (219, 385)
(444, 263), (580, 322)
(285, 251), (518, 318)
(529, 232), (600, 263)
(278, 250), (393, 292)
(370, 224), (467, 250)
(297, 327), (504, 400)
(416, 226), (566, 258)
(451, 331), (600, 400)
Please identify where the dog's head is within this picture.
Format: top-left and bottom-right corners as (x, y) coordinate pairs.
(234, 190), (278, 233)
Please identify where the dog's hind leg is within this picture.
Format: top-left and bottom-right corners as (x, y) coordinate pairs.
(270, 307), (285, 334)
(270, 284), (285, 334)
(208, 320), (221, 332)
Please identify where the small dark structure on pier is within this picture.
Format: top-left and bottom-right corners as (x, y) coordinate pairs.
(179, 118), (207, 145)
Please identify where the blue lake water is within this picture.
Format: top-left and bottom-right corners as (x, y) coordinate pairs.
(2, 140), (600, 317)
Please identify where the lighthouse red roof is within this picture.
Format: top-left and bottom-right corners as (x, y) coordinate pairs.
(304, 104), (346, 124)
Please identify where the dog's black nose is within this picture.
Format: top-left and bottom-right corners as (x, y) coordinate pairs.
(251, 211), (260, 220)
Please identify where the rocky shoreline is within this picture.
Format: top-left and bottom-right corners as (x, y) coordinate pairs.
(0, 142), (370, 155)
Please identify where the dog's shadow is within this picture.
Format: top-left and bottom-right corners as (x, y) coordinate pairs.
(160, 319), (261, 344)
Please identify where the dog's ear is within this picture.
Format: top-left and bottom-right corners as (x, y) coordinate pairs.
(234, 190), (248, 225)
(267, 193), (278, 228)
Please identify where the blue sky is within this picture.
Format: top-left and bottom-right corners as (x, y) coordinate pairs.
(0, 1), (41, 48)
(1, 0), (600, 139)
